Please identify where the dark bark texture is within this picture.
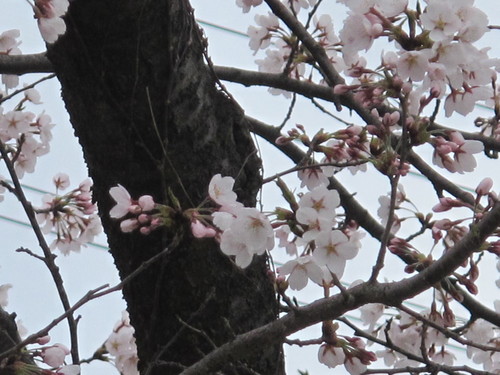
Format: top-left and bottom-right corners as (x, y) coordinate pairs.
(46, 1), (283, 374)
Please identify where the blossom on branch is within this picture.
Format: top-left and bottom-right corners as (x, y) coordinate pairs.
(32, 0), (69, 43)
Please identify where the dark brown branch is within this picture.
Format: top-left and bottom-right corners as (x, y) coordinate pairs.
(0, 53), (53, 75)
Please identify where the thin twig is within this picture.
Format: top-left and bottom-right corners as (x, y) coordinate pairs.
(0, 74), (56, 104)
(0, 139), (80, 363)
(0, 245), (173, 361)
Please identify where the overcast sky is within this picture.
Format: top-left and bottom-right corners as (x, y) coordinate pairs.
(0, 1), (499, 374)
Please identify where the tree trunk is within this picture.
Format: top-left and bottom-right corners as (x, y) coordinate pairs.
(46, 1), (284, 374)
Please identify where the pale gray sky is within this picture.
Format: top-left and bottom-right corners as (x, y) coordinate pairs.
(0, 1), (499, 374)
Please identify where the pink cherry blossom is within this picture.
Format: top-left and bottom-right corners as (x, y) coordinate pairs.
(109, 184), (132, 219)
(120, 218), (139, 233)
(53, 172), (70, 190)
(0, 110), (34, 140)
(0, 29), (20, 52)
(432, 132), (484, 173)
(138, 195), (155, 211)
(33, 0), (69, 43)
(396, 50), (431, 82)
(247, 12), (279, 52)
(420, 2), (462, 42)
(359, 303), (384, 330)
(191, 220), (216, 238)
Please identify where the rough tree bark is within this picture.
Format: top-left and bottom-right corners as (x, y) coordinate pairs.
(45, 0), (283, 374)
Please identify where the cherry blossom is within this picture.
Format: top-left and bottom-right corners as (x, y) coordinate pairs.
(312, 230), (359, 277)
(219, 207), (274, 267)
(297, 167), (329, 191)
(33, 0), (69, 43)
(277, 255), (324, 290)
(296, 184), (340, 223)
(358, 303), (384, 331)
(275, 225), (298, 256)
(41, 343), (70, 367)
(109, 185), (133, 219)
(191, 219), (217, 238)
(52, 173), (70, 191)
(235, 0), (263, 13)
(432, 131), (484, 173)
(220, 229), (256, 268)
(36, 176), (101, 254)
(208, 174), (240, 208)
(420, 2), (462, 42)
(247, 12), (279, 52)
(318, 344), (345, 368)
(105, 311), (139, 375)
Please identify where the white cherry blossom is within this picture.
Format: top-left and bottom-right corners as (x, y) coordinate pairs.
(208, 174), (240, 207)
(318, 344), (346, 368)
(277, 255), (324, 290)
(312, 230), (359, 277)
(297, 184), (340, 223)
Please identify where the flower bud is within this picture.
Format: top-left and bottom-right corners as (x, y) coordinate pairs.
(475, 177), (493, 196)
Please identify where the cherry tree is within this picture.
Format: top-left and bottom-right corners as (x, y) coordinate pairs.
(0, 0), (499, 374)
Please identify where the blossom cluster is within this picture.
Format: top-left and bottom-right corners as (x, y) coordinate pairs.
(0, 89), (55, 178)
(104, 311), (139, 375)
(242, 0), (499, 117)
(356, 302), (500, 372)
(316, 320), (377, 374)
(35, 174), (102, 255)
(109, 184), (161, 235)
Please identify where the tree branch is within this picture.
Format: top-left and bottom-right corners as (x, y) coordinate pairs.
(0, 53), (53, 75)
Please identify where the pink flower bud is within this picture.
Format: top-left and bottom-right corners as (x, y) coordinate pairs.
(475, 177), (493, 196)
(140, 226), (151, 235)
(36, 335), (51, 345)
(191, 220), (216, 238)
(120, 218), (139, 233)
(128, 204), (142, 215)
(41, 344), (70, 368)
(138, 195), (155, 211)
